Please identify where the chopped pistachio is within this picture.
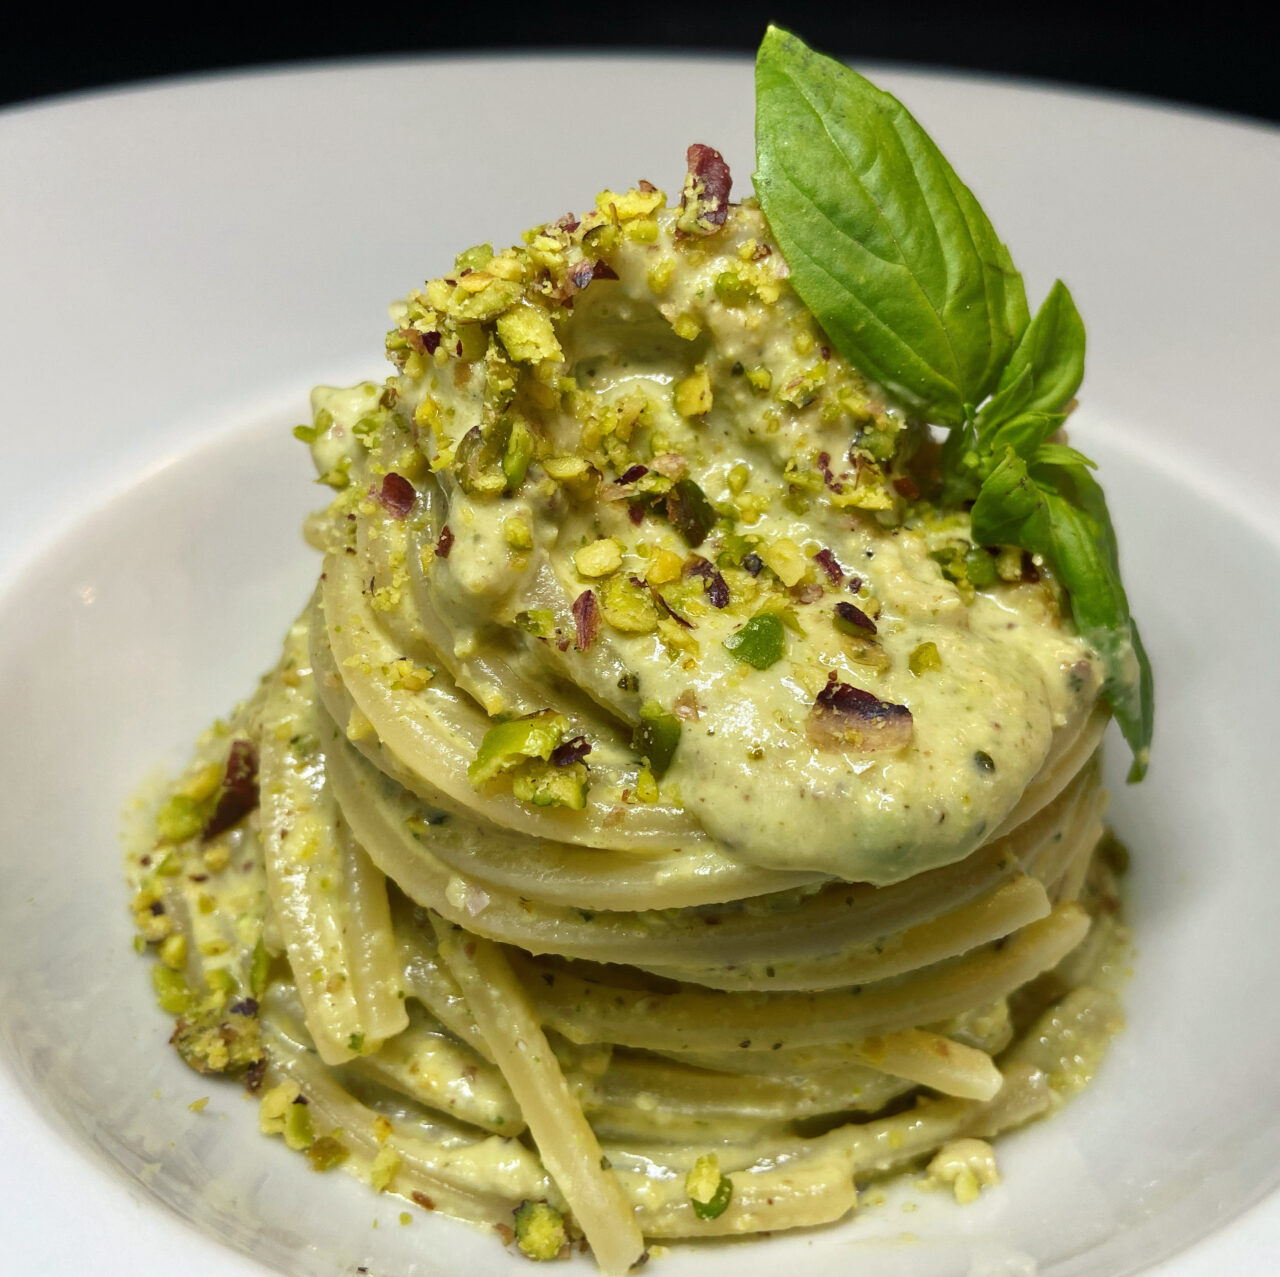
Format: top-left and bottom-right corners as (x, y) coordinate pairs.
(514, 608), (556, 639)
(502, 417), (534, 491)
(635, 766), (659, 803)
(171, 1001), (262, 1075)
(925, 1139), (1000, 1204)
(496, 301), (563, 364)
(205, 967), (237, 999)
(370, 1146), (401, 1192)
(447, 276), (521, 323)
(909, 641), (943, 676)
(674, 365), (713, 418)
(995, 545), (1024, 581)
(259, 1081), (301, 1135)
(672, 313), (702, 341)
(543, 454), (598, 499)
(713, 270), (751, 306)
(156, 793), (204, 844)
(647, 257), (676, 295)
(512, 1200), (567, 1262)
(645, 547), (683, 586)
(179, 762), (223, 802)
(846, 635), (893, 673)
(745, 365), (772, 392)
(727, 463), (750, 494)
(600, 574), (660, 633)
(512, 760), (589, 810)
(283, 1097), (315, 1151)
(686, 1153), (734, 1220)
(454, 424), (508, 497)
(966, 546), (999, 587)
(759, 537), (807, 587)
(258, 1085), (300, 1136)
(159, 932), (187, 972)
(454, 242), (494, 273)
(306, 1136), (350, 1171)
(388, 658), (433, 692)
(250, 937), (270, 996)
(595, 185), (665, 220)
(468, 711), (568, 786)
(723, 613), (786, 670)
(504, 517), (534, 551)
(632, 702), (682, 778)
(152, 964), (192, 1015)
(201, 844), (230, 873)
(574, 537), (624, 578)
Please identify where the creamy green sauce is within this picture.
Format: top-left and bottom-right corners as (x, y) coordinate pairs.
(312, 196), (1101, 884)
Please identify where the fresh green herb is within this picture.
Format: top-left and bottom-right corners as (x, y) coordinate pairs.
(754, 27), (1152, 779)
(755, 26), (1027, 427)
(723, 613), (786, 670)
(969, 441), (1153, 778)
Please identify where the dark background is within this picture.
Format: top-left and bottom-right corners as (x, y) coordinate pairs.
(2, 3), (1275, 126)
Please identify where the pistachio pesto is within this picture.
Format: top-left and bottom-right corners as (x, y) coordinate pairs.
(305, 181), (1102, 885)
(125, 36), (1138, 1267)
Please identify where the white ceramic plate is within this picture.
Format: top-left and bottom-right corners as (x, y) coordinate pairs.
(2, 55), (1279, 1277)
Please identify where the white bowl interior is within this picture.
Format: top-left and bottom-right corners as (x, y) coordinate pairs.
(0, 397), (1278, 1277)
(4, 54), (1280, 1277)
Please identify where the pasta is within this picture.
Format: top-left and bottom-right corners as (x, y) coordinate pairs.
(124, 56), (1140, 1274)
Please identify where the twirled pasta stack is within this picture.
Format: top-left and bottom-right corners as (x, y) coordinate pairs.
(128, 186), (1130, 1274)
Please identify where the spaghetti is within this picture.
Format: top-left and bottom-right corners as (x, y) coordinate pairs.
(126, 161), (1132, 1272)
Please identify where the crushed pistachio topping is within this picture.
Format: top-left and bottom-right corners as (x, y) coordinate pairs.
(924, 1139), (1001, 1204)
(468, 712), (569, 786)
(686, 1153), (734, 1220)
(511, 1200), (568, 1262)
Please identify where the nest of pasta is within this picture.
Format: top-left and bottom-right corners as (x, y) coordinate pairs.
(128, 186), (1130, 1274)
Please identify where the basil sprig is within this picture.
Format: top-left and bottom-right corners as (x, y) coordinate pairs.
(754, 27), (1152, 779)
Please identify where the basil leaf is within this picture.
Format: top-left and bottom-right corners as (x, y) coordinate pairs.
(1033, 441), (1097, 471)
(754, 26), (1029, 426)
(937, 405), (981, 504)
(985, 409), (1067, 460)
(972, 448), (1153, 780)
(969, 449), (1050, 549)
(978, 280), (1086, 429)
